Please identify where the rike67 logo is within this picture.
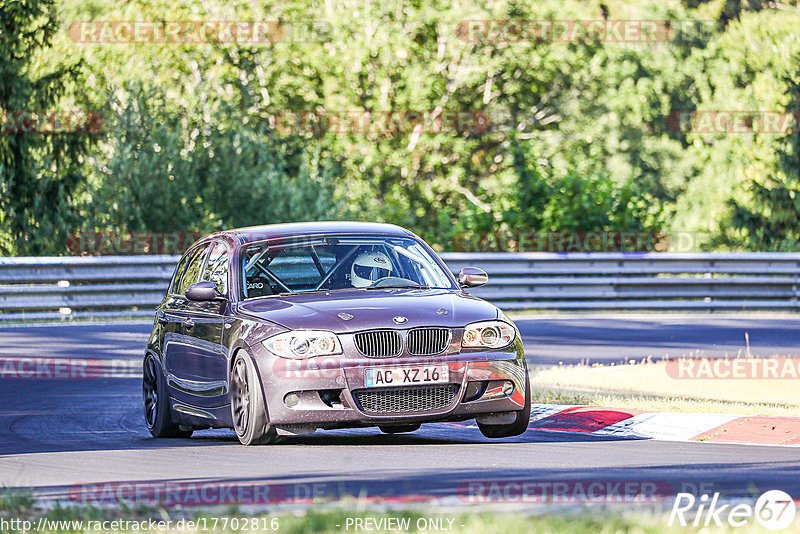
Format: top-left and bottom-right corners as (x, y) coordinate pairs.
(669, 490), (796, 531)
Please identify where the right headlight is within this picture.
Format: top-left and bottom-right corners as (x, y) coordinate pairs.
(461, 320), (516, 349)
(262, 330), (343, 359)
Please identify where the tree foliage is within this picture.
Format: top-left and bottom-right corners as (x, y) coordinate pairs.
(0, 0), (95, 254)
(3, 0), (800, 254)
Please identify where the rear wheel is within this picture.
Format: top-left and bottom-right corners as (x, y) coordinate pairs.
(379, 424), (421, 434)
(477, 372), (531, 439)
(231, 351), (278, 445)
(142, 354), (192, 438)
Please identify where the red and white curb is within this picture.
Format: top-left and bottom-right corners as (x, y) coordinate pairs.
(521, 404), (800, 446)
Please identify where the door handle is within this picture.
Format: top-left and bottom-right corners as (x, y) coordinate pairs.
(182, 318), (195, 330)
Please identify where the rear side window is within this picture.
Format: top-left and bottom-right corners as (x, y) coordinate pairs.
(202, 242), (229, 294)
(178, 245), (209, 295)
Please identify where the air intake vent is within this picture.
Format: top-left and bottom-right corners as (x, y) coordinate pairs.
(353, 385), (459, 414)
(354, 330), (402, 358)
(407, 328), (451, 355)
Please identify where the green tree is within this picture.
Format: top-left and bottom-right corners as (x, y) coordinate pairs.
(719, 73), (800, 250)
(504, 138), (655, 237)
(0, 0), (95, 254)
(44, 0), (800, 253)
(84, 84), (342, 235)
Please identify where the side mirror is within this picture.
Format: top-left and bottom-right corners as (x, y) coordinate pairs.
(186, 281), (225, 301)
(458, 267), (488, 288)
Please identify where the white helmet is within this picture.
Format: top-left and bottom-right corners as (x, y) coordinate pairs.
(350, 251), (393, 287)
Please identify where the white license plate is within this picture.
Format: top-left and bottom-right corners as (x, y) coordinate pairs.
(364, 365), (449, 387)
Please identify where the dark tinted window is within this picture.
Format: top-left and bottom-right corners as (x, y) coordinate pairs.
(178, 245), (209, 295)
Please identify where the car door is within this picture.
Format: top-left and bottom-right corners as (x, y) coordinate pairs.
(161, 242), (226, 410)
(160, 246), (203, 384)
(187, 240), (232, 408)
(157, 249), (192, 358)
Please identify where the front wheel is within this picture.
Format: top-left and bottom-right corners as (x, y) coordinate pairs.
(142, 354), (192, 438)
(477, 372), (531, 439)
(231, 351), (278, 445)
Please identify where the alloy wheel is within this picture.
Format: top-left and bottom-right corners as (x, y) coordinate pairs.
(231, 357), (250, 433)
(142, 356), (159, 428)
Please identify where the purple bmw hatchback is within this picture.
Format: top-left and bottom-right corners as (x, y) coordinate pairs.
(143, 222), (531, 444)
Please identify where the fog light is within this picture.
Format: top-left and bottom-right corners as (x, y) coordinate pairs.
(477, 380), (515, 400)
(319, 389), (343, 408)
(284, 393), (300, 407)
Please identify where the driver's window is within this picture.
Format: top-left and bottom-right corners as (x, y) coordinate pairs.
(202, 242), (229, 294)
(178, 245), (209, 295)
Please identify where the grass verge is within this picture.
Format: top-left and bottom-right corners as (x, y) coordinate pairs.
(531, 359), (800, 416)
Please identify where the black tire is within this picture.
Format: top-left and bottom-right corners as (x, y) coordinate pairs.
(142, 354), (192, 438)
(231, 351), (278, 445)
(379, 424), (421, 434)
(477, 372), (531, 439)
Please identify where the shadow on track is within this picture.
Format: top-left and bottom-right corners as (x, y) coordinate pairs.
(30, 460), (800, 506)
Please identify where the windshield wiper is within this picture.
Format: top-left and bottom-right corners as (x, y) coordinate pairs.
(365, 285), (431, 290)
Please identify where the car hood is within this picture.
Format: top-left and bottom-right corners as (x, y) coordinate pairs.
(235, 288), (499, 333)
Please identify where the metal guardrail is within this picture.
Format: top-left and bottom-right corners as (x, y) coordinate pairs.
(444, 252), (800, 311)
(1, 252), (799, 321)
(0, 256), (177, 321)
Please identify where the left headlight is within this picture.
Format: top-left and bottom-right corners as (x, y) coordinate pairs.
(263, 330), (343, 359)
(462, 320), (515, 349)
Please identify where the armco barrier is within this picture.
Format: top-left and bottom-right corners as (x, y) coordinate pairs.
(444, 252), (800, 311)
(1, 252), (799, 321)
(0, 255), (177, 321)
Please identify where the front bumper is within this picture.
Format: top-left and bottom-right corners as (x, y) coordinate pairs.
(252, 340), (527, 428)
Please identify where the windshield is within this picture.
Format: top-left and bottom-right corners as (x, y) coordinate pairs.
(239, 235), (455, 299)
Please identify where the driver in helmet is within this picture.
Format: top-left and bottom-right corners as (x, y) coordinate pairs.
(350, 250), (393, 288)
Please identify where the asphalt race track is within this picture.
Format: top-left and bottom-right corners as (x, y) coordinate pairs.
(519, 314), (800, 365)
(0, 318), (798, 507)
